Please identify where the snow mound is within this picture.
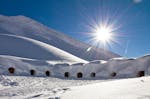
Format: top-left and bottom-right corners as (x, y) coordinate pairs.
(0, 34), (87, 63)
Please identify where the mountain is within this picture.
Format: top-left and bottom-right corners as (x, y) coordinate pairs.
(0, 15), (120, 61)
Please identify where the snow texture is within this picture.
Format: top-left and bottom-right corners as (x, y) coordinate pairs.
(0, 15), (119, 61)
(0, 34), (87, 63)
(0, 75), (18, 86)
(62, 76), (150, 99)
(0, 76), (150, 99)
(0, 54), (150, 79)
(0, 76), (102, 99)
(0, 14), (150, 99)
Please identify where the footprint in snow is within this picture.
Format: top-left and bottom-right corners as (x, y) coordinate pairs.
(141, 80), (144, 82)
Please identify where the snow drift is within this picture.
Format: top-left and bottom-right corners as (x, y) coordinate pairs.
(0, 34), (87, 63)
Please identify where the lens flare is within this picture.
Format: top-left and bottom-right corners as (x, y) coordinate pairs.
(86, 21), (118, 49)
(94, 25), (113, 43)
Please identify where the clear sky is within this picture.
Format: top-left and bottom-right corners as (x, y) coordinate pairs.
(0, 0), (150, 58)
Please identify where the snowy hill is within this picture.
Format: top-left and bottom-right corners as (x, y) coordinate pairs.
(0, 15), (120, 61)
(0, 34), (86, 63)
(0, 14), (150, 99)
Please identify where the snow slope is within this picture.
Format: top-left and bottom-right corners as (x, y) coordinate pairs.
(0, 76), (150, 99)
(0, 15), (120, 61)
(62, 76), (150, 99)
(0, 34), (87, 63)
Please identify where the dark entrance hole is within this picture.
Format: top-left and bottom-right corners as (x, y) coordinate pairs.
(91, 72), (96, 77)
(8, 67), (15, 74)
(30, 69), (36, 75)
(45, 71), (50, 76)
(64, 72), (70, 78)
(111, 72), (117, 77)
(137, 71), (145, 77)
(77, 72), (83, 78)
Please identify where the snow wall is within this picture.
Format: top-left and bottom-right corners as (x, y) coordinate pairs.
(0, 55), (150, 79)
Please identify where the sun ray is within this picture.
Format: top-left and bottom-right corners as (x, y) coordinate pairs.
(85, 19), (122, 50)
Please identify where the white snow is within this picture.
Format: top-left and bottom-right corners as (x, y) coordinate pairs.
(0, 34), (87, 63)
(0, 14), (150, 99)
(0, 75), (18, 87)
(0, 54), (150, 79)
(62, 76), (150, 99)
(0, 76), (150, 99)
(0, 15), (120, 61)
(0, 76), (103, 99)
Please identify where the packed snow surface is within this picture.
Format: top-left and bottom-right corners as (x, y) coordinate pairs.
(62, 76), (150, 99)
(0, 76), (150, 99)
(0, 76), (103, 99)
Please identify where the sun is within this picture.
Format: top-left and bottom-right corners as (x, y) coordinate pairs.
(95, 26), (112, 43)
(86, 20), (119, 49)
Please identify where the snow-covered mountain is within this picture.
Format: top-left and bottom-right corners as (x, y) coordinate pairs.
(0, 15), (120, 61)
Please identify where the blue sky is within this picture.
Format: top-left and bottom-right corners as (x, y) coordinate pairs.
(0, 0), (150, 58)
